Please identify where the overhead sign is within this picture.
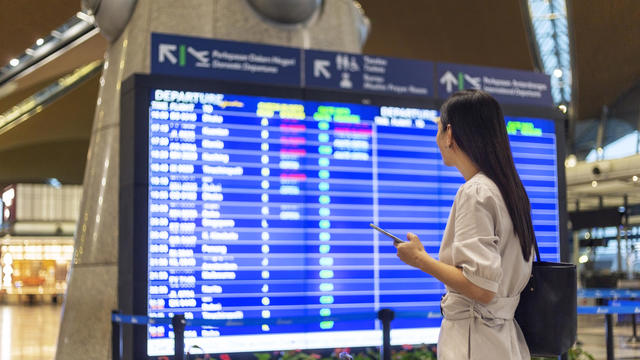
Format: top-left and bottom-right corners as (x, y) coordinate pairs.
(151, 33), (302, 86)
(150, 33), (552, 106)
(437, 62), (552, 106)
(304, 49), (434, 97)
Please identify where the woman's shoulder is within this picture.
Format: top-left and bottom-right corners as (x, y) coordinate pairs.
(454, 173), (508, 219)
(459, 172), (501, 200)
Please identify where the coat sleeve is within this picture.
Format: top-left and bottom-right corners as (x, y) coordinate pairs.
(451, 183), (503, 293)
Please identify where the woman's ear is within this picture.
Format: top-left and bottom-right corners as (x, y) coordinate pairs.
(446, 125), (453, 148)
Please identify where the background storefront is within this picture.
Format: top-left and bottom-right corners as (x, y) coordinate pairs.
(0, 184), (81, 303)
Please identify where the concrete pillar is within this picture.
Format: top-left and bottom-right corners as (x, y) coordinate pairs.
(56, 1), (368, 358)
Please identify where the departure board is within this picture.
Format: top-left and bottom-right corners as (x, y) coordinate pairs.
(145, 88), (560, 356)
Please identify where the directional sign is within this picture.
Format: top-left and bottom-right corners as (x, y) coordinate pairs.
(151, 33), (302, 86)
(439, 71), (457, 93)
(158, 44), (178, 64)
(313, 59), (331, 79)
(305, 49), (433, 97)
(437, 63), (552, 106)
(150, 33), (554, 107)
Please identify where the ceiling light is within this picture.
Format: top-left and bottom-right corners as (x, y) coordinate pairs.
(47, 178), (62, 188)
(578, 255), (588, 264)
(633, 175), (639, 182)
(591, 180), (598, 188)
(558, 104), (567, 113)
(553, 69), (563, 78)
(597, 147), (604, 155)
(585, 232), (591, 239)
(9, 58), (19, 67)
(2, 188), (14, 206)
(36, 38), (44, 46)
(76, 11), (94, 24)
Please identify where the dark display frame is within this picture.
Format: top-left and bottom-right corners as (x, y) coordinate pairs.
(119, 73), (567, 359)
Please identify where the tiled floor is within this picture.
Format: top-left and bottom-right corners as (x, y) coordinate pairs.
(3, 306), (640, 360)
(0, 304), (60, 360)
(578, 315), (640, 359)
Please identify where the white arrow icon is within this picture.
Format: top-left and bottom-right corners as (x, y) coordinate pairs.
(464, 74), (481, 89)
(440, 71), (458, 93)
(159, 44), (177, 64)
(314, 59), (331, 79)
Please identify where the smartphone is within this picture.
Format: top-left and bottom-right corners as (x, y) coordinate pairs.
(369, 223), (405, 244)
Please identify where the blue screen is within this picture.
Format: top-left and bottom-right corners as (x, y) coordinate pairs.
(146, 89), (560, 355)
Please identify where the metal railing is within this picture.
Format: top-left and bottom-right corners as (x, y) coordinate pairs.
(111, 291), (640, 360)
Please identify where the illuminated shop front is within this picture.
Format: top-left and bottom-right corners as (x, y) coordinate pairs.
(1, 237), (74, 299)
(1, 184), (81, 302)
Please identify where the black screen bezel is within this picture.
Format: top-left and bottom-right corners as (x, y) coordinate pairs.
(119, 73), (567, 359)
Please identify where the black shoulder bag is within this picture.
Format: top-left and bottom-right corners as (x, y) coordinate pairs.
(514, 242), (577, 357)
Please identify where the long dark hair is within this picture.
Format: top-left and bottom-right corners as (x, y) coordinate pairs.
(440, 90), (535, 261)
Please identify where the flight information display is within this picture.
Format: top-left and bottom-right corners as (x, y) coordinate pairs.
(146, 88), (560, 356)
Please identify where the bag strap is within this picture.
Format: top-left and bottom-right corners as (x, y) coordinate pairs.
(533, 235), (541, 262)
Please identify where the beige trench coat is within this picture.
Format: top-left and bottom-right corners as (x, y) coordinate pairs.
(437, 173), (533, 360)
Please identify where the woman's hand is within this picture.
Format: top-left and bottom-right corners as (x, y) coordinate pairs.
(396, 233), (496, 304)
(395, 232), (432, 269)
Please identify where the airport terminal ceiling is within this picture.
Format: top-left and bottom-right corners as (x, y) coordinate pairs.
(568, 0), (640, 121)
(0, 0), (639, 187)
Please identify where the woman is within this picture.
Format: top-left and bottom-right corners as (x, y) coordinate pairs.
(395, 90), (535, 359)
